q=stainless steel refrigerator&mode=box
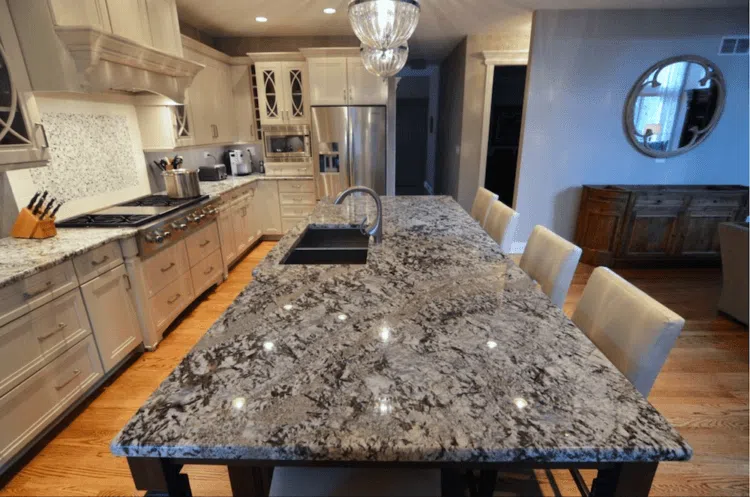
[311,106,386,199]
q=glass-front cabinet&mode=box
[0,2,49,171]
[255,61,310,127]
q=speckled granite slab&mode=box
[111,196,691,464]
[199,174,314,197]
[0,228,137,289]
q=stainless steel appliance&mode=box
[311,106,386,199]
[198,163,227,181]
[224,149,251,176]
[163,169,201,198]
[263,125,311,162]
[55,194,220,258]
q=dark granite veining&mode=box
[111,196,691,464]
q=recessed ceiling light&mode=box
[255,16,268,22]
[323,7,336,14]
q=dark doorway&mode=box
[396,76,429,195]
[484,65,526,206]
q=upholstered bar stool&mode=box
[484,200,519,253]
[470,187,498,227]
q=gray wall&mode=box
[514,8,750,246]
[216,36,360,56]
[436,38,467,199]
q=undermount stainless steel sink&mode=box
[281,227,369,265]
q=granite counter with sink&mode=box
[112,195,691,472]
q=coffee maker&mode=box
[224,149,251,176]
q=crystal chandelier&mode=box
[348,0,421,50]
[360,43,409,78]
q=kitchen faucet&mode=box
[334,186,383,244]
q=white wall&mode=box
[514,8,750,245]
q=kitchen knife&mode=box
[33,191,48,217]
[26,191,41,210]
[50,202,63,219]
[172,155,183,168]
[40,198,55,219]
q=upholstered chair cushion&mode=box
[519,225,582,308]
[270,467,441,497]
[572,267,685,397]
[470,187,499,227]
[485,200,520,253]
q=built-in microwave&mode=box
[263,125,311,162]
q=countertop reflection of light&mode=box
[513,397,528,409]
[255,16,268,22]
[283,304,293,311]
[323,7,336,14]
[486,340,498,349]
[379,326,391,342]
[337,313,348,322]
[232,397,246,410]
[262,341,275,351]
[375,397,393,415]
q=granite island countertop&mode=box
[112,195,691,464]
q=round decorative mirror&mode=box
[624,55,725,158]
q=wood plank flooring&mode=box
[0,242,746,496]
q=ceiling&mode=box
[176,0,746,60]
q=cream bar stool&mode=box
[519,226,582,308]
[270,467,441,497]
[572,267,685,397]
[470,187,498,227]
[484,200,520,253]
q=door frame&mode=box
[477,49,528,208]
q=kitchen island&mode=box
[112,196,691,496]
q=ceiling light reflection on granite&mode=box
[375,397,393,416]
[262,341,275,351]
[283,304,293,311]
[323,7,336,14]
[232,397,246,410]
[486,340,498,349]
[255,16,268,22]
[337,313,349,322]
[379,326,391,342]
[513,397,528,410]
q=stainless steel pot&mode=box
[163,169,201,198]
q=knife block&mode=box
[10,208,57,239]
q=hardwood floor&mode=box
[0,242,746,496]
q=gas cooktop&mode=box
[56,194,209,228]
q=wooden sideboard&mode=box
[574,185,748,267]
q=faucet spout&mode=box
[333,187,383,244]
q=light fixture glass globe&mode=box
[360,43,408,78]
[348,0,420,50]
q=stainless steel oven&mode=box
[263,125,311,162]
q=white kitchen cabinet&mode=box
[0,0,50,171]
[144,0,182,57]
[231,64,256,144]
[47,0,111,30]
[79,264,142,372]
[307,57,388,106]
[232,196,252,256]
[217,206,236,267]
[104,0,152,47]
[256,61,310,126]
[247,185,263,244]
[257,180,283,236]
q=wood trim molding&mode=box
[180,34,232,63]
[477,49,529,196]
[247,52,306,62]
[55,27,205,103]
[298,47,360,59]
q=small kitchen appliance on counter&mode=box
[224,149,251,176]
[198,163,227,181]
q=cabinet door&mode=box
[676,206,738,257]
[346,57,388,105]
[80,264,142,372]
[246,186,262,243]
[104,0,152,47]
[619,202,683,260]
[307,58,348,106]
[231,65,255,143]
[218,208,236,266]
[232,198,250,255]
[256,62,285,126]
[183,48,214,146]
[281,62,310,125]
[48,0,111,30]
[144,0,182,57]
[216,63,237,142]
[0,1,50,169]
[258,180,283,235]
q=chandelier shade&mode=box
[348,0,420,50]
[360,43,408,78]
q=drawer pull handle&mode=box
[199,240,211,248]
[23,281,53,300]
[167,293,181,304]
[203,265,214,275]
[292,185,301,189]
[38,323,67,340]
[123,274,132,290]
[161,262,176,273]
[54,369,81,390]
[91,255,110,266]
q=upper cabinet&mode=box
[0,0,50,171]
[305,53,388,106]
[103,0,153,47]
[47,0,110,31]
[255,60,310,126]
[143,0,183,57]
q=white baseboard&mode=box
[423,181,434,195]
[509,242,526,254]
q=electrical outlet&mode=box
[203,151,211,158]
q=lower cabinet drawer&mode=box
[149,272,194,333]
[282,217,307,233]
[0,335,103,467]
[0,290,91,398]
[142,241,190,298]
[265,163,313,177]
[185,222,220,267]
[190,250,223,297]
[279,192,316,206]
[72,242,124,285]
[278,179,315,193]
[281,204,315,217]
